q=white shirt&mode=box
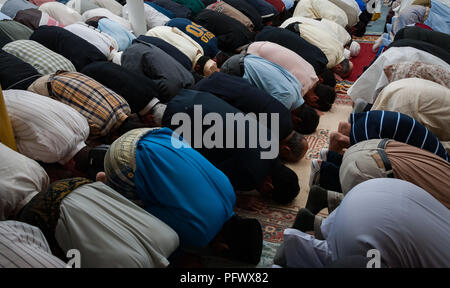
[81,7,132,31]
[339,0,361,15]
[275,179,450,268]
[123,3,169,30]
[55,182,180,267]
[39,2,81,26]
[64,22,119,60]
[281,16,351,46]
[3,89,89,165]
[293,0,348,27]
[281,18,345,68]
[0,143,49,220]
[146,26,204,67]
[93,0,123,16]
[0,221,66,268]
[347,47,450,103]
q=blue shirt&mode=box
[97,18,136,51]
[350,110,448,161]
[0,0,36,18]
[243,54,304,111]
[134,128,236,247]
[424,0,450,35]
[281,0,294,10]
[166,18,220,58]
[355,0,366,11]
[145,1,175,19]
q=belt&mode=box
[376,138,394,178]
[239,54,246,76]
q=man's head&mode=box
[139,99,167,127]
[348,41,361,57]
[85,16,107,28]
[259,163,300,204]
[318,69,336,88]
[194,55,220,77]
[215,50,233,68]
[220,215,263,264]
[280,131,309,163]
[105,117,148,143]
[291,104,320,134]
[333,58,353,79]
[304,83,336,111]
[272,163,300,204]
[73,145,110,180]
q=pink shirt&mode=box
[247,41,319,96]
[29,0,55,6]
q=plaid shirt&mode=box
[2,40,76,75]
[48,71,131,138]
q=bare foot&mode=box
[329,132,351,154]
[338,122,351,136]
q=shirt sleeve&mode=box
[275,228,332,268]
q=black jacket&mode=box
[162,89,279,191]
[194,9,255,52]
[193,72,293,140]
[255,26,328,75]
[81,61,162,113]
[121,43,195,102]
[153,0,193,19]
[30,26,107,71]
[394,26,450,52]
[134,35,192,71]
[223,0,263,31]
[0,49,41,90]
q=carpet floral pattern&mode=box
[247,35,378,267]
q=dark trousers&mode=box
[319,151,343,192]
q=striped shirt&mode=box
[48,71,131,138]
[350,110,449,161]
[0,221,66,268]
[2,40,76,75]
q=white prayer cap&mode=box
[344,48,351,59]
[350,41,361,57]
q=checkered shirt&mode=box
[2,40,76,75]
[48,71,131,137]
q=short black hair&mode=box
[319,69,336,88]
[314,83,336,112]
[194,55,211,74]
[337,58,351,77]
[221,215,263,264]
[292,104,320,135]
[85,16,107,28]
[285,132,308,160]
[118,117,148,135]
[215,51,234,68]
[284,22,302,35]
[270,163,300,204]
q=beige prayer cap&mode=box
[27,74,52,97]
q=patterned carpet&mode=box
[364,4,390,35]
[245,35,378,268]
[175,34,379,268]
